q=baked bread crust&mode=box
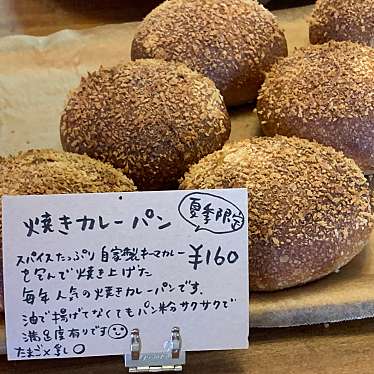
[131,0,287,106]
[310,0,374,47]
[60,59,230,190]
[180,136,373,291]
[257,41,374,172]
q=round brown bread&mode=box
[257,41,374,173]
[310,0,374,47]
[180,136,373,291]
[60,59,230,190]
[0,149,136,312]
[131,0,287,107]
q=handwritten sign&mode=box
[2,189,249,360]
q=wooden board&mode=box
[1,4,374,355]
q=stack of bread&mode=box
[1,0,373,308]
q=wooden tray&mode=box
[1,5,374,355]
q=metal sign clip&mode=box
[124,327,186,372]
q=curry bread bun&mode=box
[0,149,136,312]
[257,41,374,173]
[60,59,230,190]
[180,136,373,291]
[131,0,288,106]
[310,0,374,47]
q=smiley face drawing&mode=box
[108,324,128,339]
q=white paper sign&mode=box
[2,189,249,360]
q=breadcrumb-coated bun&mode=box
[131,0,287,106]
[0,148,136,311]
[257,41,374,173]
[0,149,136,195]
[180,136,373,291]
[60,59,230,190]
[310,0,374,47]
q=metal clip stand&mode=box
[124,327,186,372]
